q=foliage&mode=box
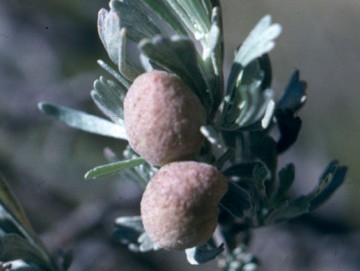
[25,0,348,270]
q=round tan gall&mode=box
[124,70,206,166]
[140,161,228,250]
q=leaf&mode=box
[223,162,264,180]
[308,161,347,210]
[166,0,210,41]
[97,59,130,88]
[250,133,277,176]
[84,158,145,180]
[276,70,307,112]
[234,15,282,67]
[91,76,125,125]
[275,109,302,154]
[220,181,251,219]
[139,36,211,112]
[97,8,122,65]
[113,216,144,250]
[0,174,33,236]
[38,103,127,140]
[0,234,50,271]
[185,243,224,265]
[113,216,161,252]
[137,233,161,252]
[141,0,188,36]
[221,59,274,130]
[110,0,162,42]
[265,161,347,224]
[271,163,295,204]
[218,245,258,271]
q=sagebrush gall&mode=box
[141,161,228,250]
[124,70,206,166]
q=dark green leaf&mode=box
[265,161,347,224]
[308,161,347,210]
[0,174,34,236]
[223,162,264,180]
[38,103,127,140]
[276,70,307,112]
[0,234,50,271]
[271,163,295,204]
[220,182,251,219]
[275,109,302,154]
[250,133,277,176]
[186,243,224,265]
[85,158,145,180]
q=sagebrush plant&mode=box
[0,0,347,270]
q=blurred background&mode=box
[0,0,359,270]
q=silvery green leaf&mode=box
[221,58,274,130]
[139,36,211,112]
[200,125,227,151]
[122,147,157,187]
[141,0,188,36]
[110,0,161,42]
[235,15,282,67]
[91,76,125,125]
[115,216,144,232]
[97,9,122,65]
[113,216,144,251]
[137,232,161,252]
[84,158,145,180]
[116,28,141,81]
[166,0,210,40]
[38,103,127,140]
[218,245,258,271]
[97,60,130,88]
[203,7,221,60]
[185,243,224,265]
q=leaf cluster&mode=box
[36,0,347,270]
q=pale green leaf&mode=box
[85,158,145,180]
